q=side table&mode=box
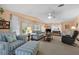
[28,33,31,41]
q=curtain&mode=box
[10,15,20,35]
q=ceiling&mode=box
[1,4,79,23]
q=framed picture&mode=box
[0,20,10,29]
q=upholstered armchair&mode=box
[62,30,79,45]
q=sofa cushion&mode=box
[9,40,25,51]
[0,32,7,41]
[16,35,28,41]
[5,34,17,43]
[0,32,16,42]
[16,35,24,40]
[15,41,39,55]
[0,44,4,50]
[0,35,2,41]
[31,33,37,35]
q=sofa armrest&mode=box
[0,41,9,55]
[31,35,38,39]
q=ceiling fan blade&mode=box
[58,4,64,7]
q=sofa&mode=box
[0,32,27,55]
[31,31,44,41]
[15,41,39,55]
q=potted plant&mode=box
[22,27,27,34]
[0,7,4,14]
[0,7,4,20]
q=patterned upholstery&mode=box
[9,40,25,51]
[31,31,44,41]
[0,32,26,55]
[0,35,2,41]
[0,41,9,55]
[15,41,39,55]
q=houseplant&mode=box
[0,7,4,20]
[0,7,4,14]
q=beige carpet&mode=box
[38,36,79,55]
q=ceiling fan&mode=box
[48,4,64,19]
[58,4,64,7]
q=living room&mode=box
[0,4,79,55]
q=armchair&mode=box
[62,30,78,45]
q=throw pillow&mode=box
[5,34,17,43]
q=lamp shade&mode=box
[71,26,76,30]
[27,27,32,33]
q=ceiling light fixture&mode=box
[48,13,52,19]
[48,4,64,20]
[48,11,56,19]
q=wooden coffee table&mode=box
[43,34,53,41]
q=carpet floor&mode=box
[38,36,79,55]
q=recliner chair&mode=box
[62,30,79,45]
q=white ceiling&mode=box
[1,4,79,23]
